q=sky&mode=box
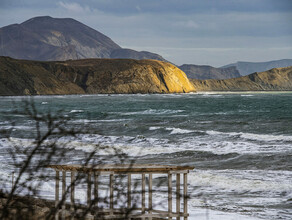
[0,0,292,67]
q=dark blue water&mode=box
[0,92,292,219]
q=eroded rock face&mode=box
[0,57,195,95]
[191,66,292,91]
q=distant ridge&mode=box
[222,59,292,76]
[191,66,292,91]
[179,64,240,80]
[0,16,168,62]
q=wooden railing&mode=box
[47,164,194,220]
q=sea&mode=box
[0,92,291,220]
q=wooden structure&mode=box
[47,164,194,220]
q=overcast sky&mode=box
[0,0,291,66]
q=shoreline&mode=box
[1,90,292,97]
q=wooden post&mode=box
[148,174,153,220]
[62,171,66,220]
[176,174,181,220]
[11,172,14,188]
[87,173,92,207]
[94,172,99,208]
[127,174,131,210]
[110,174,114,215]
[168,173,172,220]
[183,173,188,220]
[70,172,75,220]
[55,170,59,220]
[142,174,146,216]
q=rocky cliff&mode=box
[191,66,292,91]
[0,16,167,62]
[179,64,240,79]
[0,57,195,95]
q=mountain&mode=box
[110,48,168,62]
[179,64,240,79]
[191,66,292,91]
[0,56,195,95]
[0,16,167,62]
[222,59,292,76]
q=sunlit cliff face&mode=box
[190,66,292,91]
[0,57,195,95]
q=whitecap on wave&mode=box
[120,109,184,115]
[206,130,292,142]
[70,110,84,113]
[165,127,194,134]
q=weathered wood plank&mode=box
[87,173,92,207]
[176,173,180,220]
[110,174,114,215]
[142,173,146,219]
[62,171,66,220]
[168,173,172,220]
[128,174,131,209]
[94,172,99,208]
[149,173,153,220]
[183,173,188,220]
[70,171,75,220]
[55,171,59,220]
[47,164,194,173]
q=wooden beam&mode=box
[55,170,59,220]
[168,173,172,220]
[127,174,131,209]
[149,173,153,220]
[47,164,194,173]
[70,171,75,219]
[94,172,99,208]
[176,174,180,220]
[142,173,146,218]
[87,173,92,208]
[110,174,114,215]
[62,171,66,220]
[183,173,188,220]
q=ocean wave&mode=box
[238,132,292,142]
[206,130,292,142]
[149,126,161,130]
[71,119,130,123]
[201,94,223,97]
[98,119,131,122]
[0,125,33,131]
[149,126,194,134]
[190,169,292,193]
[120,109,184,115]
[165,127,194,134]
[70,110,84,113]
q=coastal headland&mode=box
[1,56,292,95]
[191,66,292,91]
[0,56,195,95]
